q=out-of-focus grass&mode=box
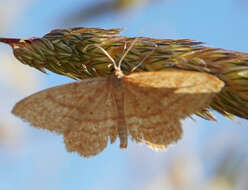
[0,0,41,156]
[62,0,164,25]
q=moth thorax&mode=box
[109,69,124,90]
[114,69,125,79]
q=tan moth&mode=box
[12,39,224,157]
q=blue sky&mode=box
[1,0,248,190]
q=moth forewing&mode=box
[122,70,224,150]
[11,77,110,133]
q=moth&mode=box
[12,39,224,157]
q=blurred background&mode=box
[0,0,248,189]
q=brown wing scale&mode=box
[63,89,119,157]
[123,70,224,150]
[12,77,119,157]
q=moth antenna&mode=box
[88,38,140,73]
[117,37,139,70]
[88,44,118,70]
[131,41,157,72]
